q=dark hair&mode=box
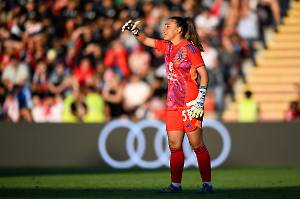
[168,16,204,51]
[245,90,252,98]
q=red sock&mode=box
[194,145,211,182]
[170,147,184,183]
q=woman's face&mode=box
[162,19,181,41]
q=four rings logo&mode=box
[98,119,231,169]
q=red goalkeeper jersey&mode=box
[155,39,205,110]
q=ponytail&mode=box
[185,18,204,51]
[169,16,204,51]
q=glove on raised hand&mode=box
[122,20,140,36]
[186,86,207,119]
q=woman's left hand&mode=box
[186,99,204,119]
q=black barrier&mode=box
[0,121,299,168]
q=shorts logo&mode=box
[186,123,192,128]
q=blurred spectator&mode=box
[149,76,167,98]
[0,83,6,119]
[84,43,102,65]
[229,32,248,81]
[278,0,291,18]
[73,57,94,85]
[104,39,130,78]
[218,36,242,101]
[1,55,32,121]
[285,101,299,121]
[62,0,79,19]
[259,0,281,31]
[31,61,48,97]
[182,0,199,17]
[123,74,151,118]
[204,91,216,116]
[102,69,125,119]
[128,44,151,79]
[32,94,63,122]
[120,31,139,51]
[148,97,166,120]
[83,85,106,123]
[17,85,33,122]
[236,1,259,66]
[120,0,142,19]
[83,1,98,23]
[1,56,29,89]
[62,87,85,123]
[238,90,259,122]
[31,95,45,122]
[65,47,79,70]
[99,0,118,19]
[135,96,166,121]
[169,0,183,13]
[48,62,71,95]
[195,7,219,39]
[2,90,19,122]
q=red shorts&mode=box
[166,108,202,133]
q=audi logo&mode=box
[98,119,231,169]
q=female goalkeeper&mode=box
[122,16,212,193]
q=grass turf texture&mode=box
[0,167,299,199]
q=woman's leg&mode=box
[187,128,212,184]
[167,131,185,184]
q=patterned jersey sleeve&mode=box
[154,39,171,53]
[186,44,205,69]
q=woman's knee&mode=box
[167,131,184,149]
[187,130,204,148]
[168,138,182,149]
[189,141,203,149]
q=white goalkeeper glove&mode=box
[122,20,140,36]
[186,86,207,119]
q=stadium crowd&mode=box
[0,0,297,122]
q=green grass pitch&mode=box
[0,167,300,199]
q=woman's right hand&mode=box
[122,20,140,36]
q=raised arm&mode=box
[122,20,155,48]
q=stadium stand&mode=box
[0,0,298,122]
[223,0,300,121]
